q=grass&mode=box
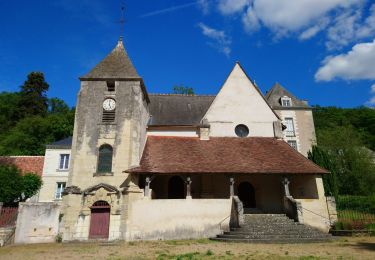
[1,237,375,260]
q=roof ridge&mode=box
[149,93,216,97]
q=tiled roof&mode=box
[46,136,72,149]
[126,136,328,174]
[265,83,309,109]
[148,94,215,126]
[0,156,44,176]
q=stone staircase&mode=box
[211,214,333,243]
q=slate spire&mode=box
[80,38,140,80]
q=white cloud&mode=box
[198,23,232,57]
[217,0,250,15]
[197,0,210,14]
[315,39,375,81]
[371,84,375,94]
[299,17,330,40]
[209,0,375,49]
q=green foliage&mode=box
[0,165,42,205]
[172,85,194,95]
[308,146,338,197]
[0,72,74,155]
[17,72,49,118]
[0,165,23,204]
[313,106,375,150]
[22,173,43,199]
[311,107,375,196]
[337,195,375,213]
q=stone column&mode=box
[282,177,290,197]
[229,177,235,197]
[186,177,192,199]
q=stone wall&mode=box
[15,202,60,244]
[125,198,232,241]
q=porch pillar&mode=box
[144,176,152,199]
[186,177,192,199]
[229,177,235,197]
[282,177,290,197]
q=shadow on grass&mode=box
[351,242,375,251]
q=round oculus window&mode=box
[235,124,249,137]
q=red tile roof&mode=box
[127,136,328,175]
[0,156,44,176]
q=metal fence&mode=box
[336,195,375,230]
[0,207,18,227]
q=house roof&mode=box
[148,94,215,126]
[46,137,72,149]
[126,136,328,175]
[0,156,44,176]
[80,38,140,80]
[265,83,310,109]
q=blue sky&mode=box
[1,0,375,108]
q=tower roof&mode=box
[265,82,309,109]
[80,38,140,80]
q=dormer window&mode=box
[106,81,115,92]
[281,96,292,107]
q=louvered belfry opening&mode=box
[102,109,115,123]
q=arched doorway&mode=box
[89,201,110,239]
[238,182,256,208]
[168,176,185,199]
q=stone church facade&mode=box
[53,38,332,241]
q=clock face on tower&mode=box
[102,98,116,111]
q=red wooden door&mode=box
[89,202,110,239]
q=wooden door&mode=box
[89,202,110,239]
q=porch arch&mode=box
[238,181,256,208]
[168,176,185,199]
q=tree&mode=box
[0,165,23,205]
[0,165,42,205]
[308,146,339,198]
[48,97,70,114]
[172,85,194,95]
[22,173,43,199]
[17,72,49,118]
[0,91,20,133]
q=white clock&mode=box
[102,98,116,111]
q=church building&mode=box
[49,38,333,241]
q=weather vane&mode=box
[119,1,125,40]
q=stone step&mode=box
[219,233,331,239]
[210,237,334,244]
[212,213,332,243]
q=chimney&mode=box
[199,119,210,141]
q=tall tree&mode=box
[17,72,49,118]
[172,85,194,95]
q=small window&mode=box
[284,118,295,137]
[97,144,113,173]
[55,182,66,200]
[59,154,70,170]
[235,124,249,137]
[281,96,292,107]
[106,81,115,92]
[288,140,298,151]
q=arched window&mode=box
[97,145,113,173]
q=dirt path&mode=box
[1,237,375,259]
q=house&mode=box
[25,38,333,243]
[38,137,72,203]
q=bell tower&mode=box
[62,38,149,240]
